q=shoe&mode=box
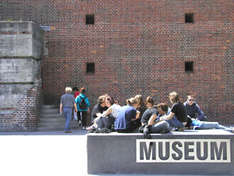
[64,131,72,133]
[78,121,82,126]
[176,127,184,132]
[86,126,95,131]
[82,127,86,130]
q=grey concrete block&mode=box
[0,21,43,59]
[0,58,40,83]
[0,84,34,109]
[87,130,234,175]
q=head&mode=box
[98,95,106,107]
[126,97,139,109]
[135,94,144,108]
[65,87,72,94]
[156,103,169,115]
[169,91,180,104]
[72,87,79,91]
[80,87,86,94]
[187,95,195,106]
[145,96,154,108]
[105,96,114,108]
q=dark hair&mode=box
[72,87,79,91]
[80,87,86,94]
[156,103,168,112]
[107,97,115,105]
[145,96,154,105]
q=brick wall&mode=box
[0,0,233,124]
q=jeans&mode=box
[63,107,73,131]
[167,117,184,129]
[150,121,170,133]
[96,116,115,129]
[198,121,232,132]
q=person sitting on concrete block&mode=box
[184,94,208,121]
[114,97,140,133]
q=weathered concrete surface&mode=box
[0,84,34,109]
[0,21,43,59]
[0,21,43,131]
[0,58,40,83]
[87,130,234,175]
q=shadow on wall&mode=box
[43,93,59,105]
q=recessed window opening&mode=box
[86,63,95,73]
[86,14,95,25]
[185,13,194,23]
[185,61,194,72]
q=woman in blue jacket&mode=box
[114,97,139,133]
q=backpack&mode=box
[79,97,87,110]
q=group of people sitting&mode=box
[87,92,233,136]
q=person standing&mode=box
[72,87,80,121]
[60,87,77,133]
[184,94,207,121]
[75,87,90,129]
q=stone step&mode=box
[40,108,59,114]
[37,124,80,131]
[41,105,58,109]
[38,104,80,131]
[40,113,61,118]
[39,118,65,122]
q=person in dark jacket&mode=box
[184,94,207,121]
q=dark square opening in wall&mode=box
[185,61,194,72]
[185,13,194,23]
[86,14,95,25]
[86,63,95,74]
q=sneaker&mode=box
[78,121,82,126]
[86,126,95,131]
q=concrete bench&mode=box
[87,130,234,175]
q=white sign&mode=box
[136,139,231,163]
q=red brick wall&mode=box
[0,81,42,131]
[1,0,233,124]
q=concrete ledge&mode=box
[87,130,234,175]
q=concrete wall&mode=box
[0,21,44,131]
[88,131,234,175]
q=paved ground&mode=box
[0,129,233,176]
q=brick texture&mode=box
[0,80,42,131]
[0,0,233,125]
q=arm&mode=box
[74,103,78,112]
[60,103,63,114]
[195,104,205,119]
[160,112,175,121]
[135,110,140,119]
[101,106,113,117]
[148,114,157,126]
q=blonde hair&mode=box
[126,97,138,106]
[65,87,72,93]
[98,95,106,104]
[169,91,179,103]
